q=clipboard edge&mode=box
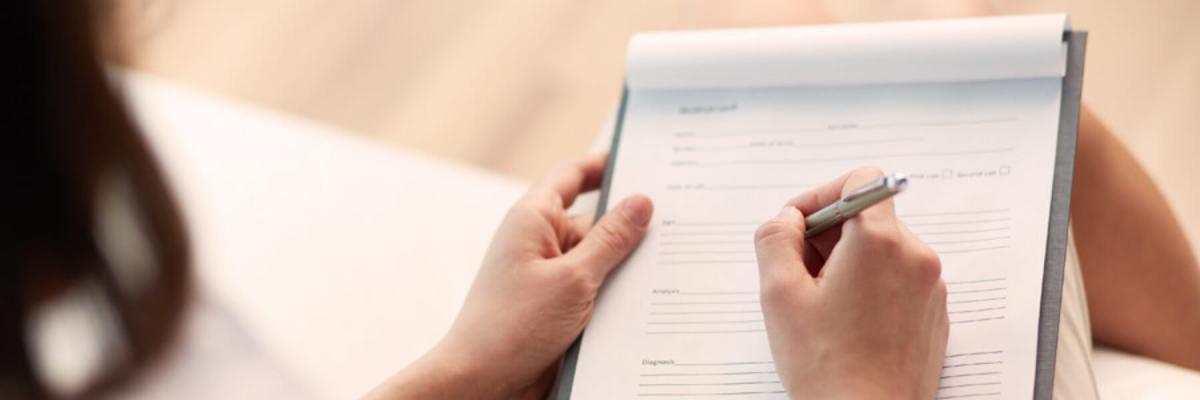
[1032,30,1087,400]
[553,87,631,400]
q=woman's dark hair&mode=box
[1,2,189,398]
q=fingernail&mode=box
[621,196,652,226]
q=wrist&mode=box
[368,343,503,399]
[825,376,920,400]
[786,373,910,400]
[832,385,892,400]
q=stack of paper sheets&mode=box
[564,14,1071,400]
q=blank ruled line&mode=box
[682,148,1015,167]
[943,361,1003,369]
[674,361,774,367]
[657,260,757,265]
[945,350,1005,359]
[641,371,778,377]
[900,209,1009,218]
[691,145,750,152]
[795,137,922,147]
[639,381,782,387]
[937,392,1001,399]
[947,287,1006,295]
[666,183,816,191]
[649,311,761,315]
[913,227,1011,235]
[951,316,1006,325]
[937,245,1010,254]
[651,301,760,306]
[679,118,1017,139]
[947,296,1006,305]
[669,222,760,226]
[661,231,755,237]
[924,236,1010,245]
[692,137,921,151]
[701,184,815,191]
[687,127,824,138]
[941,371,1003,379]
[948,306,1007,315]
[660,241,748,246]
[939,382,1001,390]
[637,390,788,397]
[647,329,767,335]
[906,218,1010,227]
[947,278,1007,285]
[680,291,760,296]
[659,251,755,255]
[859,117,1019,130]
[647,320,764,325]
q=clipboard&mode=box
[555,30,1087,400]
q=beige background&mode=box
[116,0,1199,246]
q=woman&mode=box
[5,2,1198,399]
[3,2,190,398]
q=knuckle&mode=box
[562,165,586,187]
[860,223,902,254]
[593,222,632,253]
[759,277,797,307]
[754,219,798,246]
[557,266,597,298]
[911,246,943,283]
[512,198,548,218]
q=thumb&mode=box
[564,194,653,280]
[754,206,815,291]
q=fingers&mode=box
[787,168,941,287]
[788,167,897,230]
[836,168,899,238]
[785,167,894,261]
[754,205,815,296]
[785,171,854,215]
[897,222,944,287]
[560,213,596,250]
[525,152,609,210]
[563,194,653,280]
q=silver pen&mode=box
[804,173,908,238]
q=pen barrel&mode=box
[803,174,905,238]
[838,186,896,216]
[804,204,845,237]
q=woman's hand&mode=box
[368,152,652,399]
[755,168,948,399]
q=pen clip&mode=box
[843,176,889,202]
[842,174,907,202]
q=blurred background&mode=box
[110,0,1199,245]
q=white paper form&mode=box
[627,14,1068,89]
[568,15,1069,400]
